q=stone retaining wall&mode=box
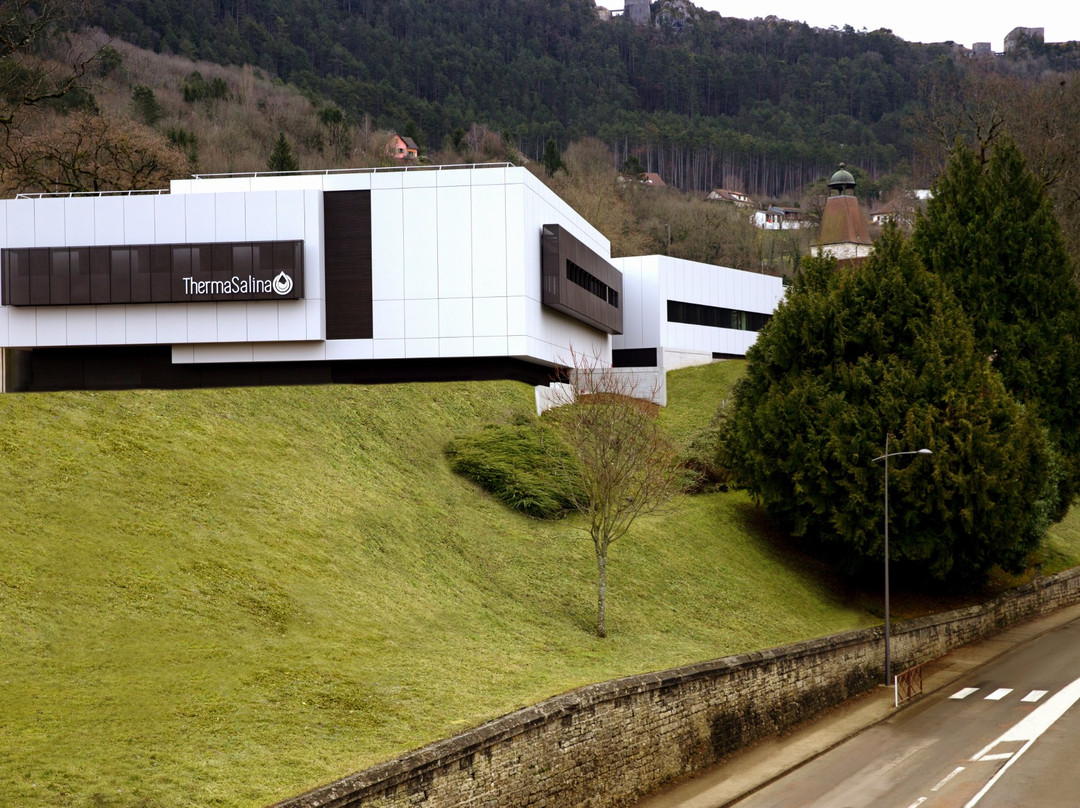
[275,567,1080,808]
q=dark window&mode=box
[566,259,620,309]
[666,299,771,332]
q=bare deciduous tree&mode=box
[0,0,98,134]
[2,111,187,193]
[545,349,682,638]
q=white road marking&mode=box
[979,753,1014,761]
[1022,690,1048,703]
[965,675,1080,807]
[951,687,979,699]
[985,688,1013,700]
[932,766,966,792]
[905,799,927,808]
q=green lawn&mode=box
[0,363,1071,807]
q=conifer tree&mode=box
[267,132,299,172]
[542,138,564,177]
[912,140,1080,517]
[724,228,1052,586]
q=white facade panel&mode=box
[304,297,323,341]
[504,184,528,298]
[439,337,473,357]
[404,337,439,358]
[123,198,156,244]
[372,299,405,339]
[439,298,472,339]
[216,302,248,342]
[95,198,125,245]
[325,338,374,360]
[474,335,508,356]
[156,305,188,343]
[125,306,156,344]
[324,173,372,192]
[472,184,507,297]
[277,301,308,342]
[473,297,507,338]
[302,190,324,301]
[402,188,438,299]
[372,338,404,359]
[244,192,277,240]
[96,307,126,345]
[437,185,472,299]
[7,309,37,346]
[246,302,280,342]
[215,193,246,241]
[155,195,188,244]
[404,298,439,339]
[371,188,405,301]
[34,199,67,246]
[186,304,219,343]
[191,343,254,363]
[36,308,67,345]
[185,194,216,242]
[5,202,34,247]
[471,167,508,186]
[252,341,327,362]
[276,191,306,240]
[435,168,472,188]
[64,199,95,246]
[371,171,404,190]
[66,307,97,344]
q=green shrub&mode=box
[446,422,579,518]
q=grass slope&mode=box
[0,365,1042,807]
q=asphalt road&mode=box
[728,615,1080,808]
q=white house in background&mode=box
[0,163,783,405]
[752,206,807,230]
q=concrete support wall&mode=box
[276,567,1080,808]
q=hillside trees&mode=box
[912,140,1080,518]
[723,228,1054,586]
[0,0,98,132]
[86,0,957,198]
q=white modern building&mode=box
[612,254,784,371]
[0,164,782,398]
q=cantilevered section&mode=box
[541,224,623,335]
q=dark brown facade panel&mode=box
[15,347,556,392]
[0,240,304,307]
[540,224,623,335]
[324,190,373,340]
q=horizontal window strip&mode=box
[667,299,771,332]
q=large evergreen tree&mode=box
[912,140,1080,518]
[724,228,1052,586]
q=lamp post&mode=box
[871,435,932,686]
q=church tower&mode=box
[811,164,873,263]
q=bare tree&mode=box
[0,0,98,135]
[2,111,187,193]
[545,349,682,638]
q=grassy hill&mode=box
[1,364,1077,807]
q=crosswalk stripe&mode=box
[951,687,979,699]
[985,688,1014,700]
[1022,690,1048,703]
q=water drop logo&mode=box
[273,271,294,296]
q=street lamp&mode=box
[871,435,932,686]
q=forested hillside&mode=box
[87,0,983,197]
